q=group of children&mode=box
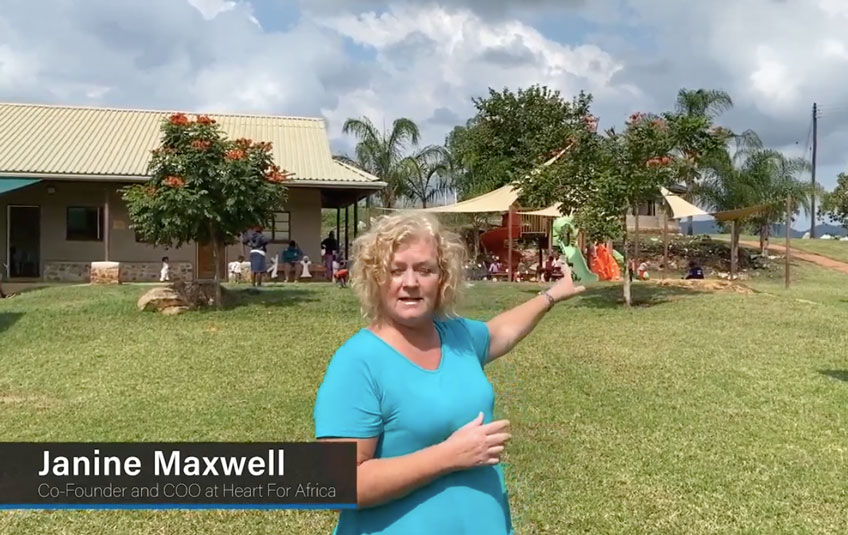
[225,246,349,287]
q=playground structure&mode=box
[479,212,525,276]
[551,215,624,282]
[408,145,790,285]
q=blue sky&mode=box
[1,0,846,229]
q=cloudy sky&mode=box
[2,0,846,225]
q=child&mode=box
[332,256,349,288]
[160,256,170,282]
[228,255,245,283]
[685,261,704,280]
[636,261,650,281]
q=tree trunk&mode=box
[762,224,770,255]
[633,204,641,262]
[209,227,223,310]
[730,220,738,280]
[662,208,669,280]
[622,213,632,307]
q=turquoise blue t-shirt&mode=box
[313,316,512,535]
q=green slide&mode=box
[562,245,599,283]
[552,215,599,283]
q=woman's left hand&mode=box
[546,264,586,303]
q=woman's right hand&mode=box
[441,412,511,470]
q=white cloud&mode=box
[314,3,640,147]
[186,0,237,20]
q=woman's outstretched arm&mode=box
[486,266,585,362]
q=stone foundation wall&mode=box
[43,262,90,282]
[42,262,194,283]
[121,262,193,282]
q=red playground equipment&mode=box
[480,213,524,274]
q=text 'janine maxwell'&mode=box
[38,449,285,477]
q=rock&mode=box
[137,287,188,312]
[138,281,233,314]
[161,306,190,316]
[91,261,121,285]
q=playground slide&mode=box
[562,246,599,283]
[591,244,621,281]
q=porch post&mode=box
[345,205,349,260]
[507,206,513,282]
[353,200,359,239]
[336,208,340,255]
[104,187,111,261]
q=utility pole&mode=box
[811,102,818,238]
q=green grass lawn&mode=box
[2,265,848,534]
[712,233,848,263]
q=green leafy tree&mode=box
[123,113,289,306]
[400,145,450,208]
[821,173,848,231]
[520,108,724,305]
[698,147,811,253]
[447,85,592,200]
[342,116,421,209]
[674,88,736,234]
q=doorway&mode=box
[7,205,41,278]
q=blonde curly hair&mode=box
[350,211,468,323]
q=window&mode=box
[66,206,104,241]
[268,211,291,242]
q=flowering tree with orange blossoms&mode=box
[520,106,725,306]
[123,113,291,306]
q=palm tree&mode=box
[342,116,421,209]
[698,147,812,254]
[675,88,735,235]
[400,145,450,208]
[675,88,733,118]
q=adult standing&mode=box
[242,226,269,286]
[321,231,338,281]
[313,211,585,534]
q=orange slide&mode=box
[480,214,523,273]
[590,243,621,281]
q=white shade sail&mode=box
[660,187,710,219]
[416,145,573,214]
[519,203,564,217]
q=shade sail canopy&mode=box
[660,187,709,219]
[417,145,573,214]
[418,184,520,213]
[0,177,40,195]
[519,203,564,217]
[713,203,773,222]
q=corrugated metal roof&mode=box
[0,102,383,187]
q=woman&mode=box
[313,212,584,534]
[242,226,269,286]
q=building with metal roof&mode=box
[0,102,384,283]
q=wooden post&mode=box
[785,195,791,289]
[103,188,110,261]
[345,205,349,260]
[730,220,738,280]
[336,208,340,251]
[507,207,513,282]
[547,218,553,257]
[662,208,669,279]
[353,200,359,239]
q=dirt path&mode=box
[738,240,848,275]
